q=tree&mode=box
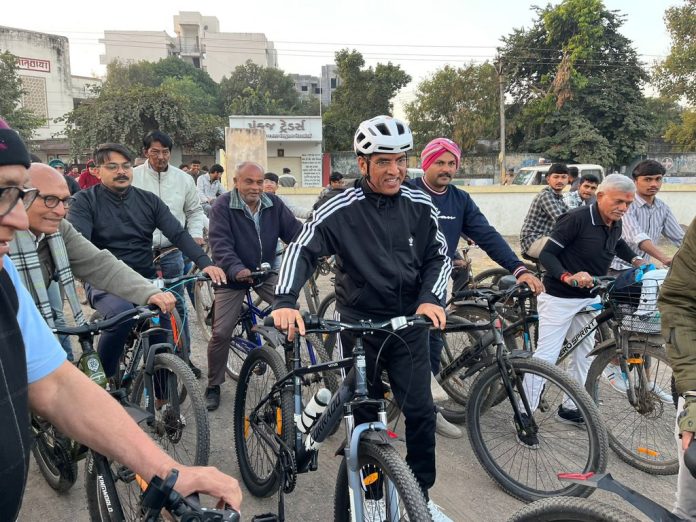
[665,110,696,150]
[0,51,46,141]
[219,61,316,116]
[60,58,225,154]
[405,64,499,152]
[322,50,411,151]
[653,0,696,105]
[499,0,652,167]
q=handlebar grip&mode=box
[263,315,275,327]
[453,289,481,300]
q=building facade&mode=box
[228,115,322,187]
[320,64,340,106]
[0,25,100,161]
[100,12,277,82]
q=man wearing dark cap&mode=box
[78,159,100,190]
[313,171,346,210]
[49,159,80,195]
[0,119,242,519]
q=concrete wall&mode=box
[279,185,696,236]
[224,128,267,188]
[100,31,173,65]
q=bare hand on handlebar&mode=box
[564,271,595,289]
[518,272,544,295]
[168,465,243,512]
[202,265,227,285]
[271,307,305,340]
[415,303,446,329]
[147,291,177,314]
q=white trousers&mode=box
[524,292,600,410]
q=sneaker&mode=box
[557,405,584,426]
[603,364,628,394]
[650,383,674,404]
[205,385,220,411]
[188,360,202,379]
[436,411,463,439]
[363,498,386,521]
[515,412,539,449]
[428,499,454,522]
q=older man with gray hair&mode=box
[518,175,646,445]
[204,161,303,410]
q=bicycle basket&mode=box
[608,279,661,334]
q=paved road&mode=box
[20,240,680,521]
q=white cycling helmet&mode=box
[353,115,413,155]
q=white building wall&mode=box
[0,26,75,141]
[100,31,173,65]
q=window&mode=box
[330,78,337,88]
[301,85,308,92]
[315,87,320,94]
[277,149,285,157]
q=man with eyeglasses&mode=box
[133,130,208,377]
[0,120,242,520]
[272,115,454,521]
[9,162,176,362]
[67,143,226,379]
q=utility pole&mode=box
[495,57,506,185]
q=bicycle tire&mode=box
[302,333,340,396]
[507,496,640,522]
[84,452,128,522]
[317,292,337,357]
[31,417,78,493]
[585,341,677,475]
[467,357,608,502]
[130,353,210,467]
[225,311,257,382]
[233,346,295,498]
[334,441,431,522]
[302,275,321,315]
[194,278,215,341]
[473,264,537,288]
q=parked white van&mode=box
[512,164,605,185]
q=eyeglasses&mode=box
[0,186,39,217]
[99,162,133,172]
[147,148,170,157]
[38,194,76,209]
[370,157,408,169]
[54,166,65,171]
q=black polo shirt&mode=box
[540,203,636,299]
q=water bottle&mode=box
[78,352,108,388]
[296,387,331,434]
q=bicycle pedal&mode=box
[251,514,279,522]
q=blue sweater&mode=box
[411,178,525,275]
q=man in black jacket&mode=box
[205,161,302,410]
[272,116,452,520]
[67,143,226,377]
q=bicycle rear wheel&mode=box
[507,496,640,522]
[334,441,430,522]
[194,278,215,341]
[234,346,295,497]
[467,357,608,502]
[585,341,677,475]
[226,314,257,381]
[131,353,210,467]
[317,291,337,357]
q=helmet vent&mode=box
[375,123,390,135]
[396,123,405,134]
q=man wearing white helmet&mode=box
[272,115,453,521]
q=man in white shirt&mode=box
[197,164,226,216]
[610,160,684,274]
[132,130,208,376]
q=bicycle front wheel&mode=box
[467,357,608,502]
[233,346,295,498]
[334,441,430,522]
[506,496,640,522]
[131,353,210,467]
[585,341,677,475]
[31,417,78,493]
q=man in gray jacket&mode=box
[133,131,208,375]
[9,163,176,349]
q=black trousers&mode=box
[338,308,436,495]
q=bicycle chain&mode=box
[277,440,297,494]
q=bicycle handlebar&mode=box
[453,282,533,303]
[154,272,211,288]
[263,313,432,334]
[141,470,240,522]
[53,305,160,336]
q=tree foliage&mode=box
[405,64,499,152]
[665,110,696,150]
[60,58,225,154]
[322,50,411,151]
[499,0,651,167]
[654,0,696,105]
[219,61,318,116]
[0,51,46,141]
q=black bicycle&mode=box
[233,314,432,521]
[434,280,609,502]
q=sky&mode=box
[2,0,677,115]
